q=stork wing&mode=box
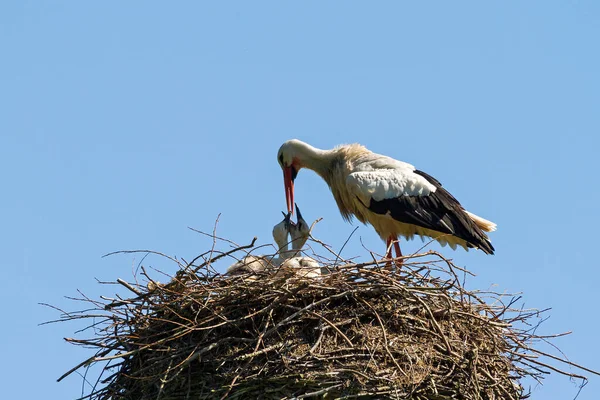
[346,169,435,204]
[347,169,494,254]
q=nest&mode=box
[51,238,596,400]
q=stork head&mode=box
[294,203,309,236]
[278,139,327,214]
[290,203,310,251]
[277,141,302,215]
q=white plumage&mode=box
[347,169,435,201]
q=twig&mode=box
[192,237,257,274]
[116,278,143,296]
[102,249,182,267]
[305,310,354,348]
[334,226,359,267]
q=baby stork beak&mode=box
[281,211,293,230]
[294,203,304,224]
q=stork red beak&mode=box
[283,166,294,214]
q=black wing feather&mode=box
[367,170,494,254]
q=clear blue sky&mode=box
[2,2,599,399]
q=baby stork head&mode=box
[272,211,292,253]
[290,203,310,251]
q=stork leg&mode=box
[393,240,403,268]
[385,236,394,260]
[385,236,395,269]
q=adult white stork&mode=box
[277,139,496,261]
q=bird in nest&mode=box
[227,204,321,280]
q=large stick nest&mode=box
[51,238,596,400]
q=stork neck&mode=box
[295,142,335,181]
[291,234,308,252]
[274,235,289,256]
[279,247,297,259]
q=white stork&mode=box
[226,213,293,277]
[277,139,496,262]
[289,203,310,255]
[285,204,321,278]
[227,209,321,280]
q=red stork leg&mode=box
[384,236,403,269]
[385,236,394,269]
[385,236,394,260]
[393,240,403,268]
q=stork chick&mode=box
[289,203,310,255]
[280,204,321,279]
[227,213,293,278]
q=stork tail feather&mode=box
[465,211,497,232]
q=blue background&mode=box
[2,2,598,398]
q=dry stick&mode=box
[116,278,143,296]
[409,237,442,258]
[181,250,214,271]
[132,251,150,281]
[305,310,354,348]
[530,331,572,340]
[423,250,474,275]
[333,226,359,267]
[309,227,355,267]
[140,263,175,284]
[140,265,160,291]
[89,358,114,400]
[178,338,235,368]
[521,354,588,381]
[295,383,344,399]
[57,349,111,382]
[207,213,222,269]
[310,326,326,354]
[310,234,349,263]
[253,309,274,353]
[235,341,287,361]
[183,217,235,276]
[39,304,103,325]
[329,367,374,381]
[187,224,241,248]
[102,249,182,267]
[192,237,258,274]
[64,338,120,350]
[308,217,323,233]
[538,332,579,372]
[528,348,600,376]
[156,358,174,399]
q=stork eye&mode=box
[278,154,284,166]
